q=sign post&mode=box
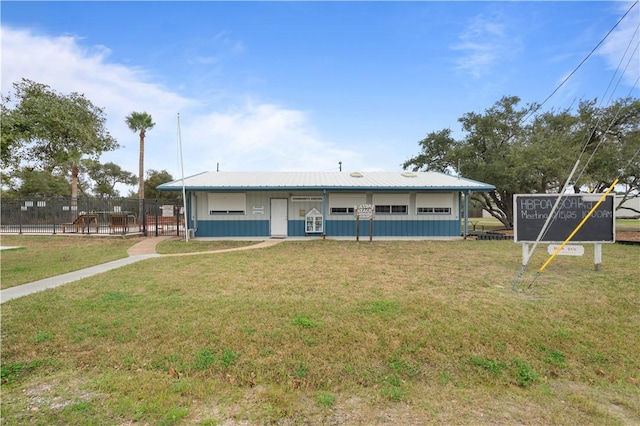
[355,204,374,242]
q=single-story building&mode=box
[157,171,495,238]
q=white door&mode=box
[270,198,288,237]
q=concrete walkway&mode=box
[0,237,284,304]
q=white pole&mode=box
[594,243,602,271]
[178,113,189,242]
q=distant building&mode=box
[157,171,495,238]
[616,195,640,219]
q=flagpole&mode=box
[178,113,189,242]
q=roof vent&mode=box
[350,172,363,178]
[401,172,417,178]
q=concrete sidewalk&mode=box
[0,237,283,304]
[0,236,171,304]
[0,254,161,303]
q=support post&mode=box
[464,190,470,239]
[322,190,327,238]
[369,218,373,242]
[522,243,531,266]
[52,198,57,235]
[594,243,602,271]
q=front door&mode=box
[270,198,288,237]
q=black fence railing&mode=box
[0,197,185,237]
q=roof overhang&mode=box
[157,171,496,193]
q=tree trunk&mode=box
[138,129,145,215]
[71,163,79,218]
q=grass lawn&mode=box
[155,239,258,255]
[466,217,640,232]
[0,236,143,290]
[617,219,640,231]
[1,238,638,425]
[0,236,258,289]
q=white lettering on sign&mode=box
[547,244,585,256]
[291,196,323,202]
[356,204,374,219]
[162,205,174,217]
[518,196,606,222]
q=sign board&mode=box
[291,196,323,202]
[514,194,615,243]
[162,205,174,217]
[355,204,374,219]
[547,244,585,256]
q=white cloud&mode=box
[181,101,358,173]
[451,12,516,79]
[597,2,640,90]
[1,26,194,181]
[0,26,363,195]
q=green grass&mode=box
[466,217,640,232]
[617,219,640,231]
[1,239,638,424]
[0,236,259,289]
[155,238,258,254]
[0,235,142,289]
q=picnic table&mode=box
[62,214,99,234]
[109,213,138,233]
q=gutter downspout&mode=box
[464,190,470,239]
[322,189,327,238]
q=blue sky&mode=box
[1,1,639,193]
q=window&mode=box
[330,207,355,215]
[416,193,454,215]
[392,205,408,214]
[329,193,365,216]
[417,207,451,215]
[207,193,246,215]
[210,209,245,215]
[373,194,409,215]
[375,204,408,215]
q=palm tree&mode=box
[125,111,155,213]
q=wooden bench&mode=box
[109,213,138,233]
[62,214,99,234]
[146,215,184,228]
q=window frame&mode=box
[207,193,246,216]
[328,193,366,216]
[375,204,408,215]
[330,206,355,215]
[417,206,452,215]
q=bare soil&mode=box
[616,231,640,242]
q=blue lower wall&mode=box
[289,220,306,237]
[195,220,269,237]
[326,219,460,237]
[196,219,460,237]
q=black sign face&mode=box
[513,194,615,243]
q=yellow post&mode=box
[538,179,618,274]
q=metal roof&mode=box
[158,171,495,192]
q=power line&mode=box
[512,2,639,290]
[520,1,639,125]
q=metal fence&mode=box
[0,196,185,237]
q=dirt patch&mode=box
[616,231,640,242]
[23,378,101,412]
[549,380,640,425]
